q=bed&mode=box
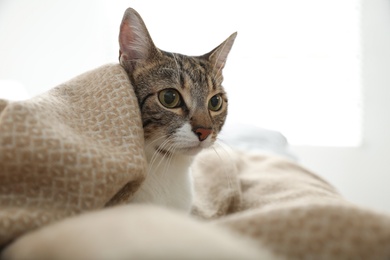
[1,64,389,259]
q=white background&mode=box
[292,0,390,213]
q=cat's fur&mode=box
[118,8,236,211]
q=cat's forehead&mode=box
[161,53,207,75]
[156,52,224,91]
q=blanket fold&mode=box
[192,149,390,259]
[0,64,147,245]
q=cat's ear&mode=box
[203,32,237,74]
[119,8,159,72]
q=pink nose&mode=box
[194,128,213,141]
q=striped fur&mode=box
[119,8,236,211]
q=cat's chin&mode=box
[177,141,215,157]
[154,146,203,158]
[178,146,203,157]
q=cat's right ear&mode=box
[119,8,158,72]
[203,32,237,75]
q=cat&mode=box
[118,8,236,212]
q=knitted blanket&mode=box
[0,64,147,245]
[1,64,389,259]
[192,149,390,259]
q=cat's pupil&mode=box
[164,90,176,104]
[210,96,220,107]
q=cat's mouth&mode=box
[155,145,203,157]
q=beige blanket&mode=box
[1,64,390,259]
[0,64,147,244]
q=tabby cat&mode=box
[118,8,236,212]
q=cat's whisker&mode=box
[214,139,237,166]
[211,140,235,192]
[149,141,170,168]
[152,137,177,171]
[145,135,168,151]
[163,143,181,184]
[148,137,172,173]
[162,143,178,180]
[148,141,165,168]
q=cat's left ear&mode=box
[203,32,237,73]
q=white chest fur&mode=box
[130,148,194,212]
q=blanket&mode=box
[1,64,390,259]
[192,149,390,259]
[0,64,147,245]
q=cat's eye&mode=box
[158,89,182,108]
[208,94,223,111]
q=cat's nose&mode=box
[194,128,213,142]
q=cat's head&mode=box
[119,8,236,157]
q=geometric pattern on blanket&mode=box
[192,149,390,259]
[0,64,147,245]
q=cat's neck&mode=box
[130,146,195,212]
